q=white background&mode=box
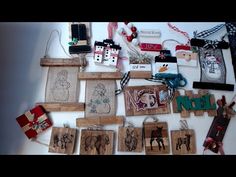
[0,22,235,155]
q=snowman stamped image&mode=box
[87,83,111,114]
[51,70,71,102]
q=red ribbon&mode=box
[108,22,118,39]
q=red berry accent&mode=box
[127,35,133,42]
[131,26,137,32]
[122,31,127,36]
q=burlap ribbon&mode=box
[22,111,48,134]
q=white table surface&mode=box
[0,22,235,155]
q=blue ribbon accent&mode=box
[154,73,187,89]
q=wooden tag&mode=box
[48,127,76,154]
[76,116,124,127]
[124,85,170,116]
[78,72,123,80]
[40,58,86,67]
[80,130,114,155]
[45,67,79,102]
[118,127,143,152]
[143,122,170,154]
[85,80,116,117]
[172,90,217,118]
[171,129,196,155]
[36,102,85,112]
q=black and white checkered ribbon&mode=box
[194,24,225,38]
[203,39,220,49]
[221,23,236,40]
[115,71,130,95]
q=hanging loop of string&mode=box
[44,29,72,58]
[123,119,135,128]
[167,22,191,45]
[180,120,189,130]
[87,124,104,130]
[161,39,182,50]
[143,116,159,123]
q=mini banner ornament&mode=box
[171,129,196,155]
[49,127,76,154]
[118,127,143,152]
[16,106,52,139]
[143,121,170,155]
[124,85,170,116]
[45,67,79,102]
[85,80,116,117]
[80,129,114,155]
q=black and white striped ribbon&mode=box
[115,71,130,95]
[194,24,225,38]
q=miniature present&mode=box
[16,105,52,139]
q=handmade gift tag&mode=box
[16,106,52,139]
[175,45,198,67]
[167,23,198,67]
[49,126,76,154]
[143,117,170,155]
[172,90,217,118]
[124,85,170,116]
[85,80,116,117]
[155,50,178,75]
[118,122,143,152]
[80,129,114,155]
[203,95,236,154]
[45,67,79,102]
[171,120,196,155]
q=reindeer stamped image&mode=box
[118,127,143,153]
[125,128,138,151]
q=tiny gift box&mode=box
[16,105,52,139]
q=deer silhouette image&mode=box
[150,126,165,151]
[176,134,191,151]
[125,128,138,151]
[84,134,110,155]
